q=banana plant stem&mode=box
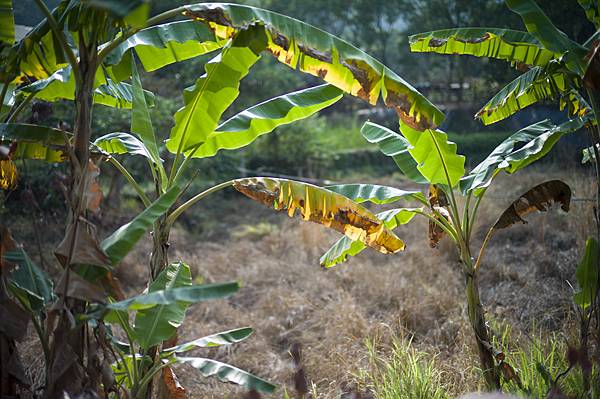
[473,227,495,272]
[6,93,36,123]
[165,180,235,228]
[107,156,151,207]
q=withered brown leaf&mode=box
[493,180,571,230]
[428,184,451,248]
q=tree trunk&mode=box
[465,271,500,390]
[45,45,98,398]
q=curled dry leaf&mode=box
[493,180,571,230]
[55,224,111,267]
[86,161,103,213]
[428,185,450,248]
[55,270,107,303]
[0,299,30,341]
[161,366,187,399]
[584,40,600,91]
[233,177,404,254]
[0,225,17,271]
[0,159,17,190]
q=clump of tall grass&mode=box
[493,324,596,398]
[359,333,450,399]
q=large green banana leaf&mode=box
[101,186,181,265]
[578,0,600,29]
[94,132,152,159]
[460,117,586,195]
[0,0,14,45]
[162,327,253,355]
[87,0,149,27]
[233,177,405,254]
[325,183,426,205]
[5,248,54,313]
[400,125,465,187]
[130,59,160,162]
[166,25,266,157]
[505,0,583,55]
[105,20,224,76]
[0,123,69,162]
[360,121,427,184]
[182,2,443,130]
[476,64,581,125]
[130,58,168,188]
[320,208,421,267]
[176,357,276,394]
[195,84,343,158]
[134,262,192,349]
[103,281,239,312]
[574,236,599,309]
[409,28,557,67]
[18,66,155,109]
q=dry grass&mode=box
[9,164,596,398]
[109,165,595,397]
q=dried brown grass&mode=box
[11,165,596,398]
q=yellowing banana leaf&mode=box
[18,66,155,109]
[360,121,426,184]
[195,84,342,158]
[182,3,443,130]
[0,0,14,45]
[134,262,192,350]
[105,20,224,75]
[0,123,70,162]
[325,183,426,205]
[10,11,68,82]
[409,28,557,67]
[176,357,276,394]
[400,124,465,187]
[233,177,404,254]
[460,117,586,195]
[578,0,600,29]
[493,179,571,230]
[320,208,421,267]
[506,0,586,74]
[0,159,17,190]
[476,64,581,125]
[166,25,266,157]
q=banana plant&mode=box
[265,117,584,391]
[1,1,442,396]
[95,56,410,396]
[410,0,600,391]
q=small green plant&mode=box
[492,324,598,398]
[361,335,450,399]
